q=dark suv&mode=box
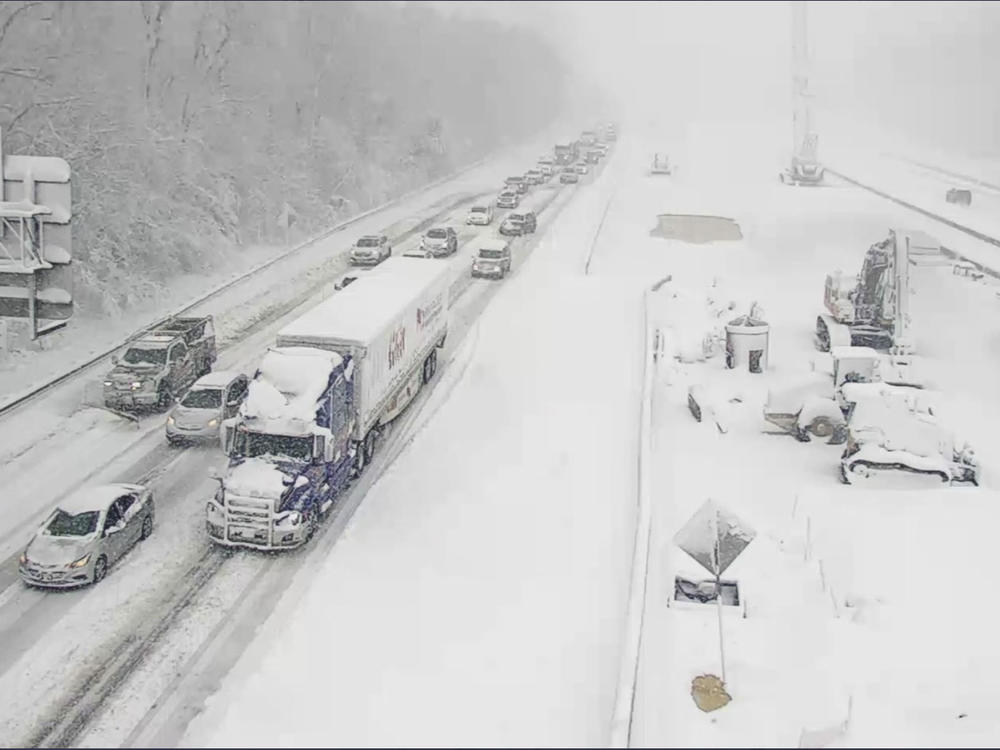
[499,210,537,237]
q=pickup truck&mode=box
[103,316,217,412]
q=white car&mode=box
[19,484,155,588]
[574,163,589,175]
[166,371,249,444]
[538,164,554,177]
[466,204,493,226]
[349,234,392,266]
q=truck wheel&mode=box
[422,355,434,384]
[362,430,376,466]
[429,349,438,377]
[353,442,366,475]
[157,387,173,411]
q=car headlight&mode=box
[69,553,91,569]
[103,380,113,387]
[131,381,142,390]
[19,551,27,565]
[167,415,175,425]
[287,511,302,525]
[207,418,219,427]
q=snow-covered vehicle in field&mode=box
[763,346,926,443]
[839,390,979,486]
[650,153,672,175]
[103,316,217,412]
[349,234,391,266]
[208,257,449,550]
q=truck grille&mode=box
[226,497,271,529]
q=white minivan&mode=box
[466,204,494,226]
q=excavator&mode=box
[815,228,915,361]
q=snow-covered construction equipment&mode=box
[816,229,915,355]
[763,346,882,443]
[780,1,825,187]
[650,153,673,175]
[839,387,979,486]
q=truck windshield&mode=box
[238,432,312,461]
[45,509,100,537]
[123,348,167,365]
[181,388,222,409]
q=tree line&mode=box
[0,1,568,315]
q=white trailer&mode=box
[275,256,449,462]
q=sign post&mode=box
[674,499,756,685]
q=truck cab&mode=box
[208,347,355,550]
[103,316,216,412]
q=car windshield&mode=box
[181,388,222,409]
[45,509,100,537]
[238,432,312,461]
[122,347,167,365]
[507,216,524,223]
[470,207,487,213]
[427,229,448,239]
[479,249,505,259]
[356,237,380,247]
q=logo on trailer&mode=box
[416,295,443,330]
[388,326,406,370]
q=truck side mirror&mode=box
[222,423,235,455]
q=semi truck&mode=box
[207,257,450,550]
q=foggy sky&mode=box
[435,1,1000,156]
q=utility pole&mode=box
[782,1,825,185]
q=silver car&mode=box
[166,371,249,444]
[19,483,155,588]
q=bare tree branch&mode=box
[0,1,41,50]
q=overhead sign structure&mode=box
[674,499,756,684]
[0,128,73,338]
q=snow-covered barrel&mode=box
[725,314,769,373]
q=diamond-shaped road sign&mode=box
[674,499,756,578]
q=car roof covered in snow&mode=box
[477,238,510,252]
[277,257,450,346]
[58,483,137,514]
[191,370,244,389]
[132,334,174,347]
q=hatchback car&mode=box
[574,163,590,175]
[500,210,537,237]
[496,191,520,209]
[560,169,580,184]
[166,371,249,444]
[524,170,543,185]
[471,239,512,279]
[19,483,155,588]
[349,235,392,266]
[466,204,494,226]
[420,226,458,257]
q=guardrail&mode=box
[0,152,507,418]
[608,277,667,748]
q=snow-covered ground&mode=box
[0,134,599,746]
[181,142,640,747]
[613,120,1000,747]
